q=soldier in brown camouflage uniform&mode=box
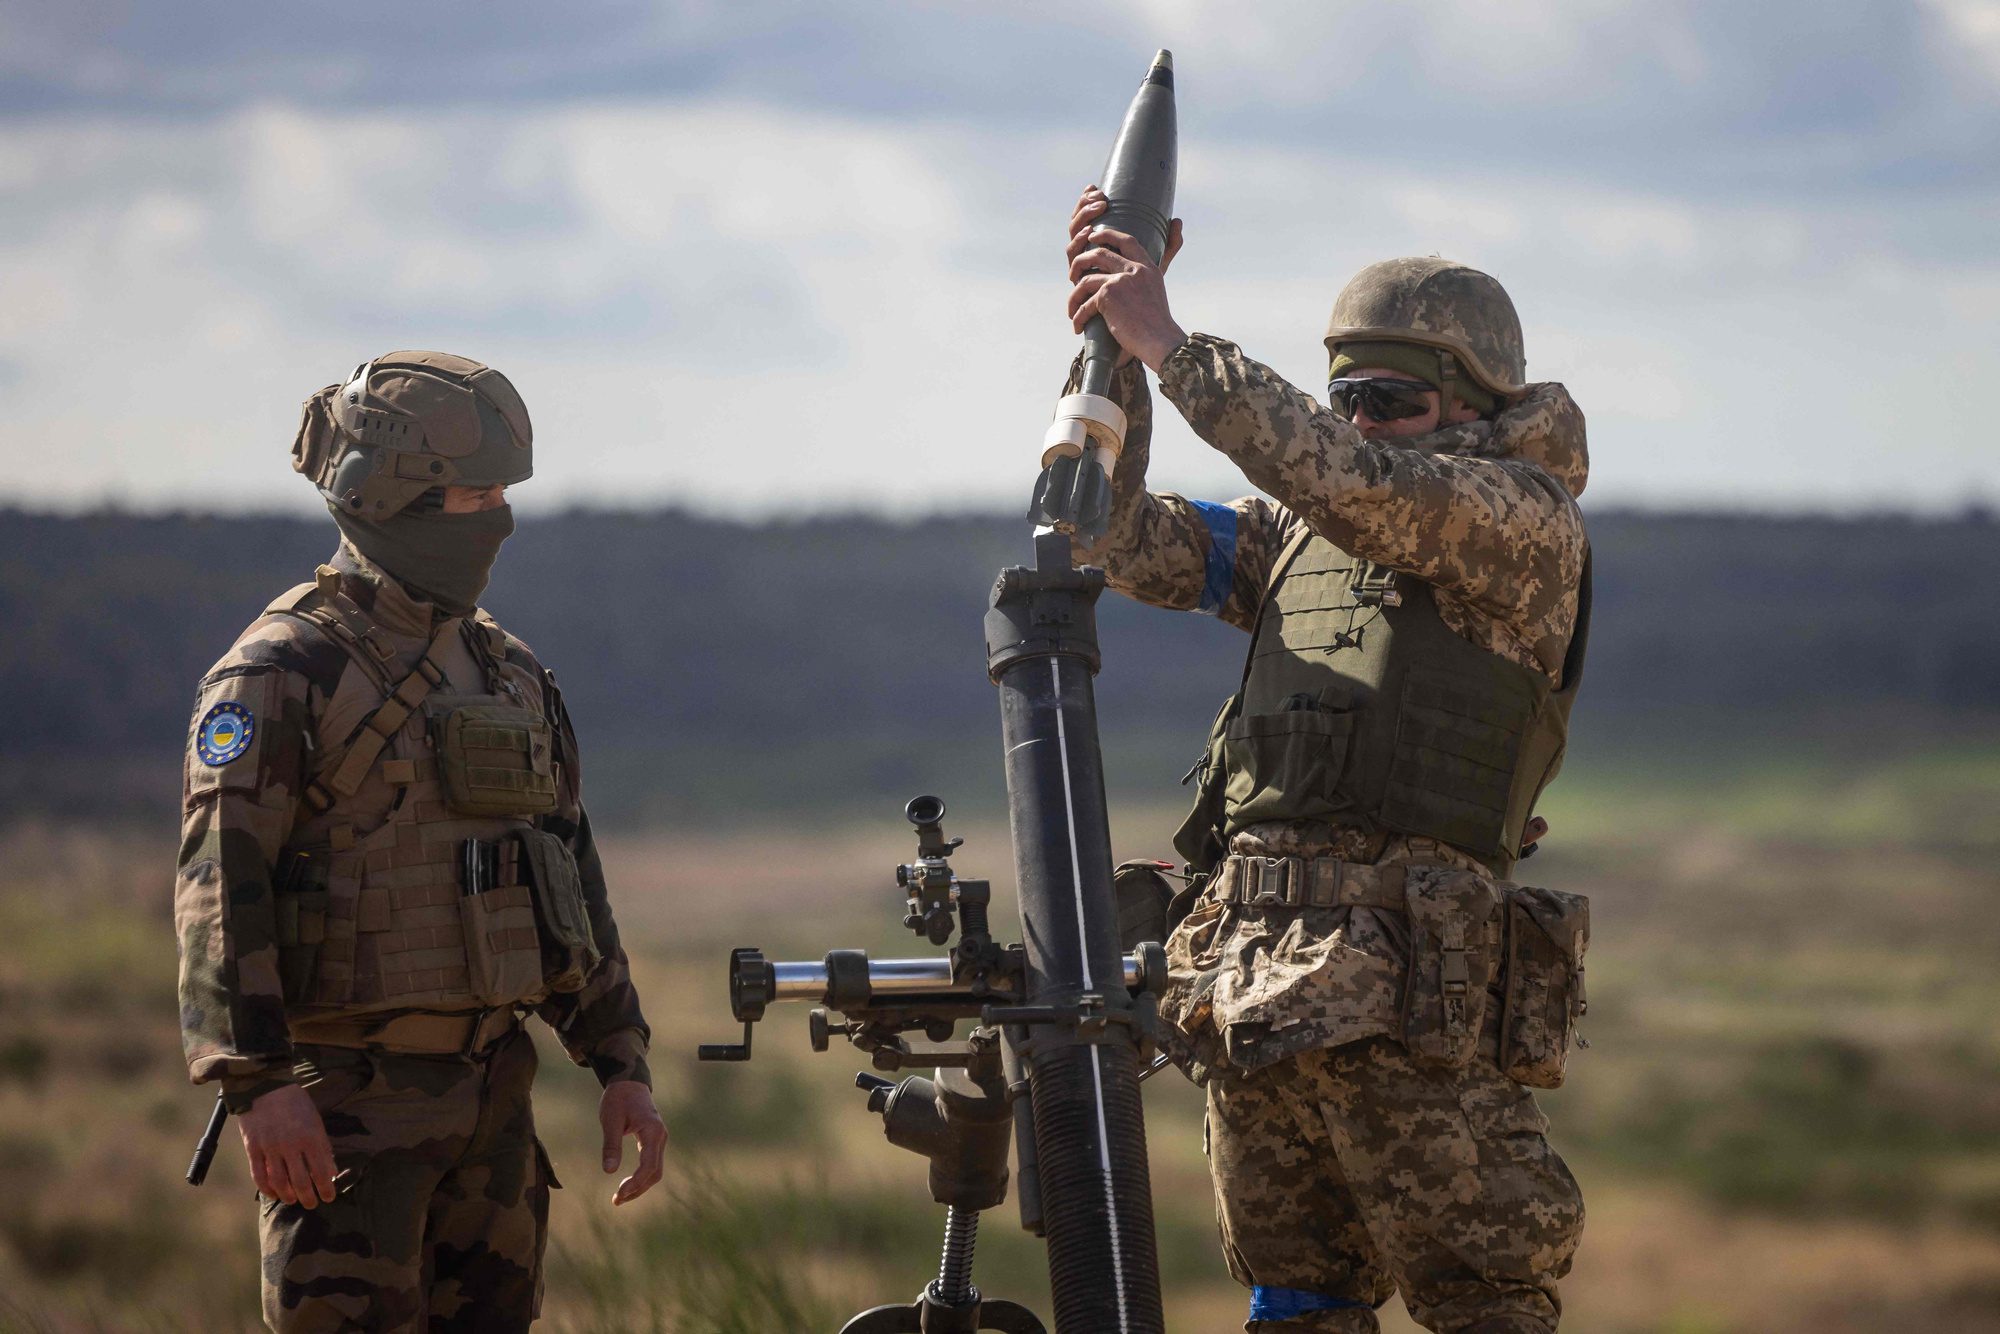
[176,352,667,1332]
[1065,188,1592,1332]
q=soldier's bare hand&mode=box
[1067,186,1182,274]
[1066,186,1184,370]
[599,1080,667,1206]
[237,1083,337,1208]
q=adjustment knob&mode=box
[854,1072,895,1114]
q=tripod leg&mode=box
[977,1299,1048,1334]
[839,1302,924,1333]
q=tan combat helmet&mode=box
[290,351,533,521]
[1325,258,1526,412]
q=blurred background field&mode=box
[2,507,1999,1332]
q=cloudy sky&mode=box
[3,1,1996,517]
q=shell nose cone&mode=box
[1152,49,1173,70]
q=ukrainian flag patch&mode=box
[196,701,256,767]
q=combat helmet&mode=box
[291,351,533,521]
[1325,258,1526,413]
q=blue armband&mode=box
[1249,1285,1373,1322]
[1189,499,1238,616]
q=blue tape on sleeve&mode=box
[1190,499,1238,617]
[1249,1285,1373,1321]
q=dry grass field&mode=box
[1,743,1997,1332]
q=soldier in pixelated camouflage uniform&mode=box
[175,352,668,1332]
[1064,188,1593,1333]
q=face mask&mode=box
[331,502,515,615]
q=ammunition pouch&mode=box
[1497,884,1590,1088]
[516,828,600,993]
[1400,867,1502,1070]
[458,878,544,1007]
[273,849,332,1004]
[431,697,558,818]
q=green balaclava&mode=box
[330,500,515,615]
[1328,339,1498,417]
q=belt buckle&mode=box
[1249,856,1291,908]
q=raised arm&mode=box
[1158,337,1587,674]
[1066,355,1298,633]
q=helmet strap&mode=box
[1435,349,1459,424]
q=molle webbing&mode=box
[265,577,555,1016]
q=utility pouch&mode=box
[1112,859,1177,951]
[273,849,331,1004]
[433,699,558,818]
[1220,707,1357,829]
[1400,866,1502,1069]
[516,829,600,993]
[1498,885,1590,1088]
[458,878,544,1007]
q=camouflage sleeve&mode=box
[1066,355,1294,632]
[176,659,315,1104]
[1157,334,1586,658]
[532,671,653,1090]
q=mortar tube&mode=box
[985,529,1164,1334]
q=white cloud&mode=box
[0,7,1996,518]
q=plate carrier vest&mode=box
[263,570,559,1016]
[1176,532,1590,879]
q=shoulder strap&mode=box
[265,567,401,696]
[1226,521,1317,707]
[302,613,463,812]
[464,613,514,694]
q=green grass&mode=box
[6,740,2000,1331]
[1538,740,2000,852]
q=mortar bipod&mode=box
[837,1037,1046,1334]
[693,796,1169,1330]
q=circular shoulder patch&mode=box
[196,701,256,767]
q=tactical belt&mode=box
[290,1007,520,1056]
[1211,854,1408,911]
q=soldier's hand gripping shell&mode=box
[1066,187,1185,373]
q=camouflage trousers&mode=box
[258,1029,555,1332]
[1205,1038,1582,1333]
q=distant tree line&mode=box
[2,506,1995,822]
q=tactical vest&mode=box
[1177,534,1590,879]
[264,573,564,1017]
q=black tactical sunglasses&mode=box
[1327,376,1437,423]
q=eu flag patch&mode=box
[196,701,256,767]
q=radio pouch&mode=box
[434,700,558,818]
